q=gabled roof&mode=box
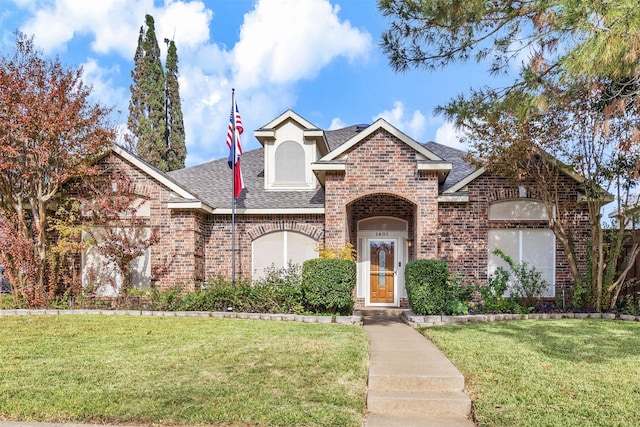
[312,118,453,185]
[109,145,214,213]
[168,148,324,213]
[254,109,328,155]
[321,118,444,161]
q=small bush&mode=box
[477,267,516,313]
[148,286,184,311]
[178,265,305,314]
[301,258,356,315]
[405,260,472,315]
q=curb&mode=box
[0,309,363,325]
[401,311,637,327]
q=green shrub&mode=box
[447,274,474,315]
[477,266,520,313]
[404,260,473,315]
[148,286,184,311]
[481,249,548,312]
[178,265,305,314]
[301,258,356,315]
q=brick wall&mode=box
[204,214,325,279]
[438,174,591,295]
[98,153,206,291]
[324,128,438,258]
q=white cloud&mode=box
[19,0,212,59]
[434,121,468,150]
[20,0,153,56]
[374,101,427,140]
[155,1,212,52]
[81,58,128,114]
[328,117,347,130]
[10,0,376,165]
[232,0,371,89]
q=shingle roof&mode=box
[324,125,363,151]
[166,125,479,211]
[422,141,477,192]
[168,148,324,210]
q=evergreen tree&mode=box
[164,39,186,170]
[128,14,167,171]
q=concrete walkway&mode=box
[363,312,475,427]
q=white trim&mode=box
[167,201,214,213]
[259,109,320,131]
[318,118,444,162]
[438,194,469,202]
[211,208,325,215]
[416,161,453,172]
[111,145,197,200]
[443,167,486,194]
[310,161,346,171]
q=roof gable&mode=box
[258,109,319,131]
[319,118,444,162]
[312,119,452,185]
[109,145,213,212]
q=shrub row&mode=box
[405,255,550,316]
[149,259,356,315]
[0,259,358,315]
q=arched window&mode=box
[275,141,305,184]
[488,199,551,220]
[252,231,317,278]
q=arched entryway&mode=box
[346,194,417,307]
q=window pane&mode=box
[82,227,151,295]
[488,229,556,297]
[286,231,318,266]
[488,229,519,275]
[252,232,285,278]
[522,230,555,297]
[275,141,305,183]
[489,200,550,220]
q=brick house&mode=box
[87,110,590,308]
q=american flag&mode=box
[226,99,244,198]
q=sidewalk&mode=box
[362,313,475,427]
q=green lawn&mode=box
[421,319,640,427]
[0,315,368,427]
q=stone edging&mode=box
[402,311,636,327]
[0,309,363,325]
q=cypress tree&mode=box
[128,14,167,171]
[164,39,186,170]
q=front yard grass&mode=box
[421,319,640,427]
[0,315,368,427]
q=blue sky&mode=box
[1,0,510,167]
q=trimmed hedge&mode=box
[301,258,356,315]
[405,259,472,315]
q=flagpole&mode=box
[231,88,236,283]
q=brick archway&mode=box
[346,193,417,260]
[246,221,324,242]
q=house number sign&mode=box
[375,232,389,237]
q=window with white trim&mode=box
[252,231,317,278]
[488,229,555,297]
[275,140,305,184]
